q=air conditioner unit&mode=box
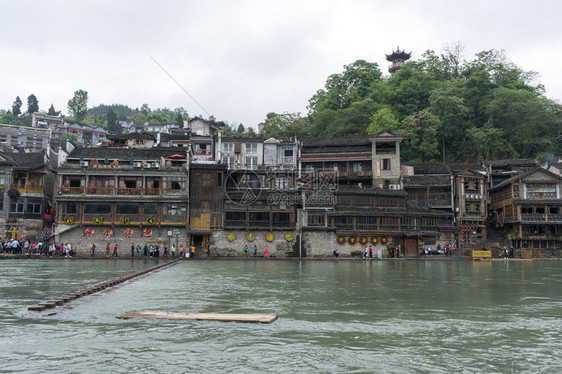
[143,163,151,168]
[133,162,142,168]
[80,161,88,167]
[151,162,159,168]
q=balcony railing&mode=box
[59,187,182,196]
[521,214,546,221]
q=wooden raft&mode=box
[118,310,278,324]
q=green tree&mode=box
[0,110,16,124]
[176,113,184,128]
[262,112,312,139]
[487,88,554,158]
[237,124,245,133]
[106,109,122,133]
[140,103,150,115]
[26,94,39,114]
[12,96,22,116]
[47,104,59,116]
[308,60,383,112]
[466,121,510,161]
[401,109,441,162]
[367,107,399,135]
[133,112,146,127]
[61,131,78,145]
[67,89,88,120]
[429,83,469,161]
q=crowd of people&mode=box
[0,239,74,257]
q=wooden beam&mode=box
[117,310,278,324]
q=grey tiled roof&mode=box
[11,152,45,170]
[402,162,451,175]
[403,175,451,186]
[302,136,371,148]
[67,147,189,162]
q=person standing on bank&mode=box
[253,245,257,257]
[244,244,248,256]
[106,243,110,258]
[364,245,369,258]
[91,243,96,257]
[369,245,373,258]
[131,244,135,258]
[112,243,118,257]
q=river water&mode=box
[1,258,560,373]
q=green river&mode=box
[0,258,560,373]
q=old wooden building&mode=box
[489,167,562,250]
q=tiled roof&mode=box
[11,152,45,170]
[483,159,539,169]
[302,136,371,148]
[67,147,189,162]
[490,166,562,191]
[402,162,451,175]
[403,175,451,186]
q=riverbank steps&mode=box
[27,259,181,315]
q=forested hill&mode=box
[260,48,562,163]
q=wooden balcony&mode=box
[59,187,173,196]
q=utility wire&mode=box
[145,50,212,118]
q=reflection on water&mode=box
[1,259,561,373]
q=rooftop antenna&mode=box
[145,50,212,118]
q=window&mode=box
[194,143,209,155]
[305,164,314,172]
[307,213,325,226]
[223,143,234,152]
[0,173,5,188]
[26,201,42,214]
[12,173,27,188]
[163,177,186,190]
[222,156,235,167]
[382,159,391,170]
[527,184,556,199]
[63,203,78,214]
[116,204,139,215]
[85,204,111,214]
[10,200,25,213]
[226,211,246,221]
[63,175,84,188]
[161,204,186,222]
[352,163,363,172]
[337,195,351,205]
[283,148,293,157]
[273,213,291,225]
[244,156,258,169]
[513,185,519,198]
[245,143,258,154]
[249,212,269,222]
[352,195,373,206]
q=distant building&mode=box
[0,151,54,241]
[32,112,63,128]
[0,123,50,152]
[386,47,411,74]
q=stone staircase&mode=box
[457,226,509,257]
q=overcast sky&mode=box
[1,0,561,128]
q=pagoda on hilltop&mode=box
[386,47,411,74]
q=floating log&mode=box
[117,310,278,324]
